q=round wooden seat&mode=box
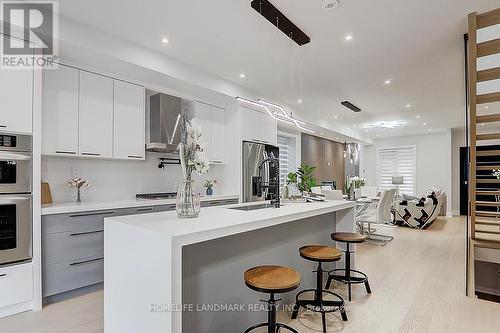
[244,265,300,293]
[331,232,366,243]
[299,245,342,262]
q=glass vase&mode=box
[176,181,201,218]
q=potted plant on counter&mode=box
[176,116,210,218]
[204,179,216,196]
[287,164,318,194]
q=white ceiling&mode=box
[58,0,499,138]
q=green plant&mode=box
[287,164,318,192]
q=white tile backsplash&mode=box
[42,153,228,203]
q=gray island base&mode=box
[104,200,356,333]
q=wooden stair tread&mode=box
[477,114,500,123]
[476,211,500,217]
[476,178,500,183]
[475,228,500,236]
[477,8,500,29]
[478,92,500,105]
[477,150,500,156]
[476,133,500,141]
[477,38,500,58]
[474,233,500,242]
[476,201,500,206]
[476,218,500,226]
[477,67,500,82]
[476,190,500,195]
[477,165,500,170]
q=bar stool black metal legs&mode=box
[291,246,347,333]
[326,233,372,302]
[244,265,301,333]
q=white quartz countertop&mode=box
[106,200,355,242]
[41,194,239,215]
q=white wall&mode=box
[41,154,229,203]
[360,131,453,216]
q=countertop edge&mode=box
[41,194,240,215]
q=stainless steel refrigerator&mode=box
[242,141,279,203]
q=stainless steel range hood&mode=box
[146,93,183,153]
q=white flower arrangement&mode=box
[179,119,210,180]
[349,176,366,189]
[493,169,500,180]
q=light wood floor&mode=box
[2,216,500,333]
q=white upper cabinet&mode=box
[0,36,33,134]
[192,102,227,164]
[42,65,79,156]
[78,71,114,158]
[239,106,277,146]
[210,106,226,164]
[192,102,212,161]
[113,80,145,160]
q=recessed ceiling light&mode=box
[416,115,422,119]
[405,104,412,108]
[485,106,489,109]
[345,34,353,42]
[333,115,338,119]
[335,137,340,140]
[239,73,246,79]
[320,132,324,135]
[480,123,485,126]
[298,99,303,103]
[161,37,169,44]
[422,122,427,126]
[428,129,432,132]
[353,123,357,127]
[384,79,392,85]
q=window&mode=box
[277,135,290,187]
[378,146,416,195]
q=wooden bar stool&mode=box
[326,232,371,301]
[244,265,301,333]
[291,246,347,333]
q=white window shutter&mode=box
[378,147,416,195]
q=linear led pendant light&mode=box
[235,97,295,125]
[237,1,314,133]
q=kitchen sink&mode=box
[228,203,279,211]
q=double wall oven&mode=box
[0,133,32,266]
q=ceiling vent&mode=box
[341,101,361,113]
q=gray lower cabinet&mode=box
[42,198,239,298]
[42,208,131,297]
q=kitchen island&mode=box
[104,199,356,333]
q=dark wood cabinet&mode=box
[301,134,345,190]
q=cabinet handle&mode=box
[69,211,115,218]
[211,160,223,164]
[0,125,6,128]
[128,155,143,159]
[0,273,6,278]
[207,201,220,206]
[81,152,101,156]
[135,207,153,212]
[69,230,104,237]
[69,257,104,267]
[56,150,77,155]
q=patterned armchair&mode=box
[392,190,445,229]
